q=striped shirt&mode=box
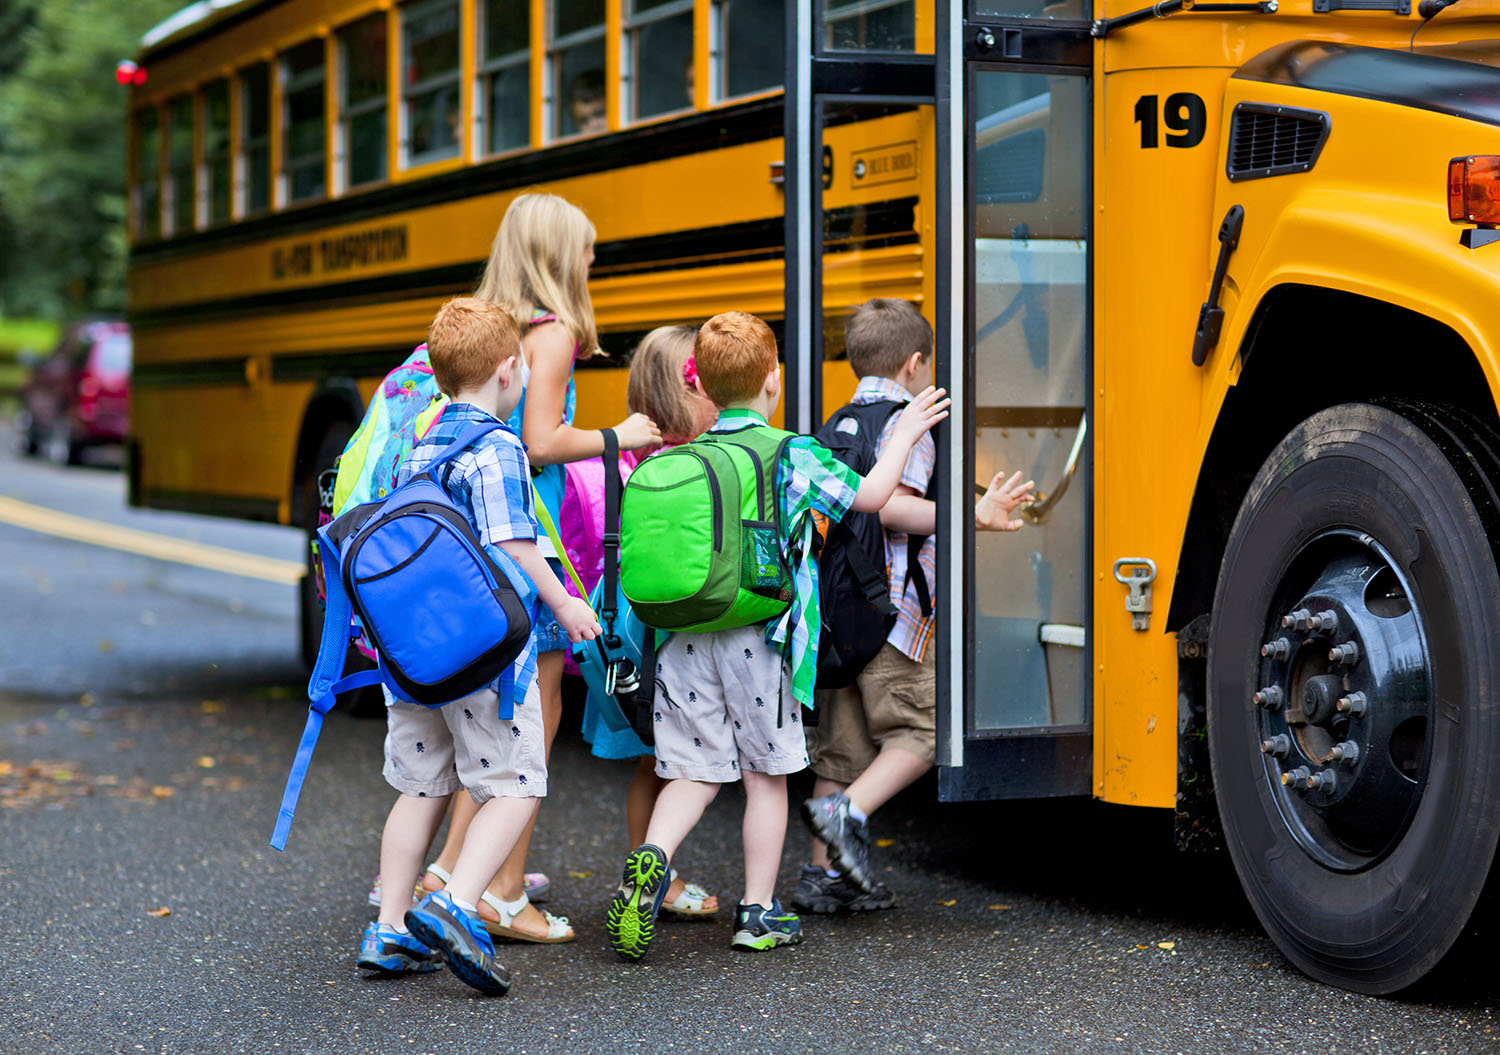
[853,376,936,662]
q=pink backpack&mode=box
[557,452,636,674]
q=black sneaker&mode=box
[801,791,875,892]
[730,897,803,951]
[789,864,896,914]
[404,890,512,996]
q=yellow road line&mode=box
[0,495,304,585]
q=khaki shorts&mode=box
[652,625,810,782]
[808,642,935,784]
[382,677,546,801]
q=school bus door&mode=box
[934,10,1094,801]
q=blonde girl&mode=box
[417,194,659,943]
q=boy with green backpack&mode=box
[606,310,949,958]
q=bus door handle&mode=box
[1017,415,1087,525]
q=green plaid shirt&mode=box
[708,409,859,707]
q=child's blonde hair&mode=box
[427,297,522,396]
[627,325,699,442]
[474,192,599,358]
[695,312,777,408]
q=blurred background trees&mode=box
[0,0,180,320]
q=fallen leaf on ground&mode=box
[79,693,96,707]
[151,786,175,798]
[1157,941,1176,950]
[937,899,957,906]
[146,907,171,918]
[195,756,216,769]
[568,871,593,879]
[200,700,225,714]
[875,838,896,848]
[1135,944,1149,949]
[987,904,1012,911]
[96,640,114,653]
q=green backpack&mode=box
[620,423,795,633]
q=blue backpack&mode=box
[271,421,534,851]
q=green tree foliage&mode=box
[0,0,179,319]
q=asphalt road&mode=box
[1,434,1497,1055]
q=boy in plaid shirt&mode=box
[798,298,1034,913]
[605,311,948,958]
[358,298,598,995]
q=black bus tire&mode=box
[1207,401,1500,995]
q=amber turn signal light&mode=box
[1449,156,1500,226]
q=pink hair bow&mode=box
[682,355,699,389]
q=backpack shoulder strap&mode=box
[419,420,506,481]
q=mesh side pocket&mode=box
[742,521,791,601]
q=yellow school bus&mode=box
[128,0,1500,993]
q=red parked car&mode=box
[20,320,132,464]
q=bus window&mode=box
[282,40,327,203]
[202,79,231,225]
[166,95,195,235]
[480,0,530,154]
[133,108,161,241]
[970,70,1088,730]
[625,0,694,121]
[340,13,388,188]
[821,0,915,52]
[551,0,606,137]
[719,0,783,98]
[403,0,462,165]
[969,0,1088,20]
[240,62,271,216]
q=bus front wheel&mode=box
[1208,401,1500,994]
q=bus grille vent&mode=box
[1227,104,1330,182]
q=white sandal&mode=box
[480,891,575,943]
[661,868,719,917]
[422,862,551,902]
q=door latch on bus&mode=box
[1113,558,1158,631]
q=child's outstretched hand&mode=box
[893,386,951,446]
[555,595,602,643]
[976,470,1036,532]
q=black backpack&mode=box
[813,400,931,690]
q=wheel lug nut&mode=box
[1308,610,1339,635]
[1328,640,1361,666]
[1282,766,1311,788]
[1335,692,1368,716]
[1261,637,1292,660]
[1282,608,1312,631]
[1330,740,1360,765]
[1261,734,1291,757]
[1253,686,1285,709]
[1306,770,1336,791]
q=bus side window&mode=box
[626,0,694,121]
[719,0,784,98]
[133,107,161,242]
[240,62,272,216]
[480,0,531,154]
[402,0,463,166]
[551,0,607,137]
[202,79,231,225]
[282,40,327,203]
[340,13,389,188]
[166,95,195,236]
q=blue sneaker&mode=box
[731,897,803,951]
[356,922,441,975]
[404,890,512,995]
[605,843,670,961]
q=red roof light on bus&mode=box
[116,60,147,86]
[1448,155,1500,226]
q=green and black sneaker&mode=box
[730,897,803,952]
[606,843,670,961]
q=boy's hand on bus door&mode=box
[892,386,951,448]
[554,594,602,643]
[975,470,1035,532]
[615,412,662,452]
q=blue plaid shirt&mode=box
[399,402,540,703]
[708,408,859,707]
